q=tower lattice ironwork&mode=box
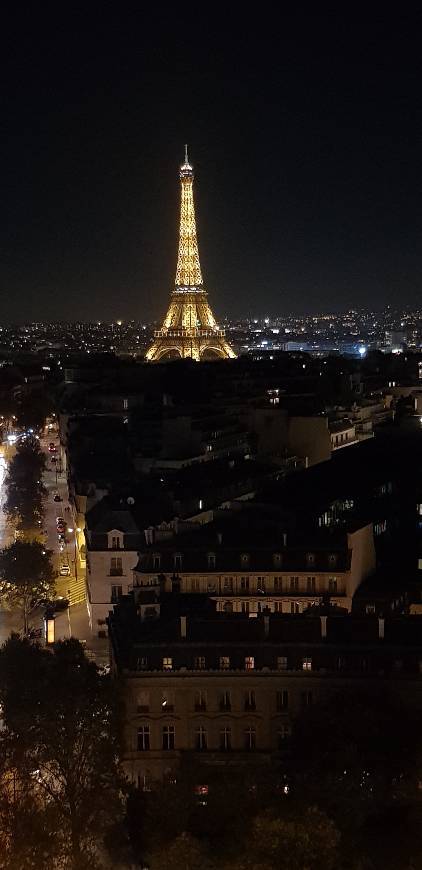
[146,147,236,361]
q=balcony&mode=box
[154,328,227,339]
[219,701,231,712]
[194,703,207,712]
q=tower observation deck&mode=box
[145,148,236,362]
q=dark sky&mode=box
[1,7,422,322]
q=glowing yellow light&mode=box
[146,147,236,362]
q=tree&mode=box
[0,541,55,634]
[3,437,46,531]
[0,637,124,869]
[16,389,54,434]
[149,832,214,870]
[224,807,340,870]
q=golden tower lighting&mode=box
[146,147,236,362]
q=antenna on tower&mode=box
[184,143,189,164]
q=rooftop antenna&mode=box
[184,143,189,164]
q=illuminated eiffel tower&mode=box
[146,147,236,361]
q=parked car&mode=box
[56,517,65,525]
[59,564,71,576]
[51,597,69,612]
[53,493,62,502]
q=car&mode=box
[51,597,69,612]
[59,564,71,576]
[57,524,66,534]
[51,456,57,463]
[58,533,66,543]
[53,494,62,502]
[56,517,65,525]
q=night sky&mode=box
[1,8,422,322]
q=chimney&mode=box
[320,615,327,639]
[264,615,270,637]
[378,617,385,640]
[180,615,187,639]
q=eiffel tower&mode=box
[146,147,236,362]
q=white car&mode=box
[59,565,71,576]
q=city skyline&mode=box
[1,9,422,322]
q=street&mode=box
[0,429,108,664]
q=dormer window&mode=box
[207,552,216,569]
[273,552,282,566]
[240,553,250,566]
[174,553,182,571]
[152,553,161,571]
[328,553,337,566]
[306,552,315,566]
[108,530,123,550]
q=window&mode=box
[241,601,250,614]
[223,601,233,613]
[301,690,313,707]
[207,552,216,569]
[240,553,250,566]
[191,578,200,592]
[110,557,123,576]
[366,604,375,615]
[162,657,173,671]
[162,725,175,751]
[152,553,161,570]
[328,553,337,566]
[274,577,283,592]
[273,553,282,566]
[276,690,289,711]
[244,690,256,711]
[137,656,148,670]
[291,602,300,614]
[244,726,256,750]
[111,536,121,549]
[194,690,207,712]
[277,725,291,748]
[137,691,150,713]
[302,657,312,671]
[277,656,288,671]
[245,656,255,670]
[173,553,182,570]
[195,726,207,751]
[219,691,231,711]
[306,553,315,566]
[307,577,316,593]
[219,656,230,670]
[223,577,233,592]
[220,726,231,751]
[194,656,206,670]
[240,577,250,591]
[328,578,338,593]
[257,577,266,594]
[289,577,299,592]
[111,584,122,602]
[137,725,150,751]
[123,398,129,410]
[161,691,175,711]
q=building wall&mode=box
[86,548,138,628]
[288,417,331,467]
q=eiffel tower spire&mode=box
[146,150,236,362]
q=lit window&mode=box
[137,725,150,751]
[302,657,312,671]
[219,656,230,670]
[245,656,255,670]
[162,657,173,671]
[162,725,175,751]
[244,726,256,750]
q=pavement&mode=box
[0,429,109,664]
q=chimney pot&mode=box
[180,615,187,639]
[378,617,385,640]
[320,615,327,639]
